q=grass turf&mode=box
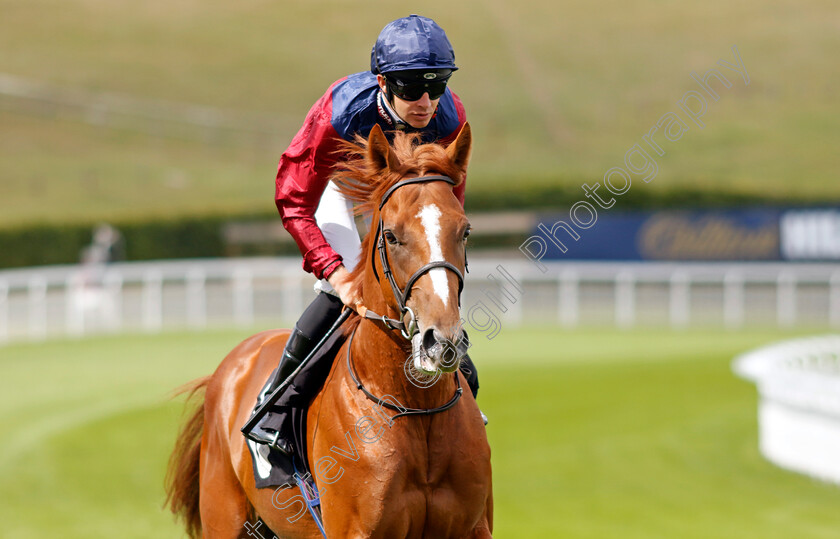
[1,326,840,537]
[0,0,839,227]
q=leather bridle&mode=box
[349,174,467,425]
[362,174,467,340]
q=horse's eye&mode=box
[463,228,471,240]
[384,230,399,245]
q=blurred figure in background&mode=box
[71,223,124,332]
[80,223,125,266]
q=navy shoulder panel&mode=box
[330,72,462,143]
[330,72,380,140]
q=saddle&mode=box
[245,316,356,489]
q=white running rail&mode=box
[0,258,839,345]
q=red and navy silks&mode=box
[274,71,467,280]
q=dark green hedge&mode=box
[0,224,94,268]
[466,183,801,212]
[0,213,279,269]
[0,185,822,269]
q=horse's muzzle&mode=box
[418,327,469,373]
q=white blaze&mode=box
[416,204,449,307]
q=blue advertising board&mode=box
[530,209,783,261]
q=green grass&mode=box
[2,326,840,538]
[1,0,839,227]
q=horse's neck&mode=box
[351,319,456,411]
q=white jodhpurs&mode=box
[314,181,362,295]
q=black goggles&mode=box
[385,72,451,101]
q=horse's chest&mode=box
[311,382,491,535]
[366,422,490,531]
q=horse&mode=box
[166,122,493,538]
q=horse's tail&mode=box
[165,376,210,539]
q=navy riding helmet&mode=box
[370,15,458,75]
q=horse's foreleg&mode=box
[469,492,493,538]
[469,527,493,539]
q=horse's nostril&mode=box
[422,328,438,351]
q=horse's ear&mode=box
[367,124,401,173]
[445,122,472,171]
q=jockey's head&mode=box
[371,15,458,129]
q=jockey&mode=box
[245,15,482,453]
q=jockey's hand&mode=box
[326,265,365,315]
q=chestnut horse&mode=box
[166,123,492,538]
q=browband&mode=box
[378,175,456,210]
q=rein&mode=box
[362,174,467,340]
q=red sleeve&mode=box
[275,81,345,280]
[440,90,467,208]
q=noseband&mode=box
[363,174,467,340]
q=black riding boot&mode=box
[459,354,480,399]
[265,328,314,398]
[243,292,343,453]
[459,354,488,425]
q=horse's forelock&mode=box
[332,132,464,211]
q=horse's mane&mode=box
[330,131,466,294]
